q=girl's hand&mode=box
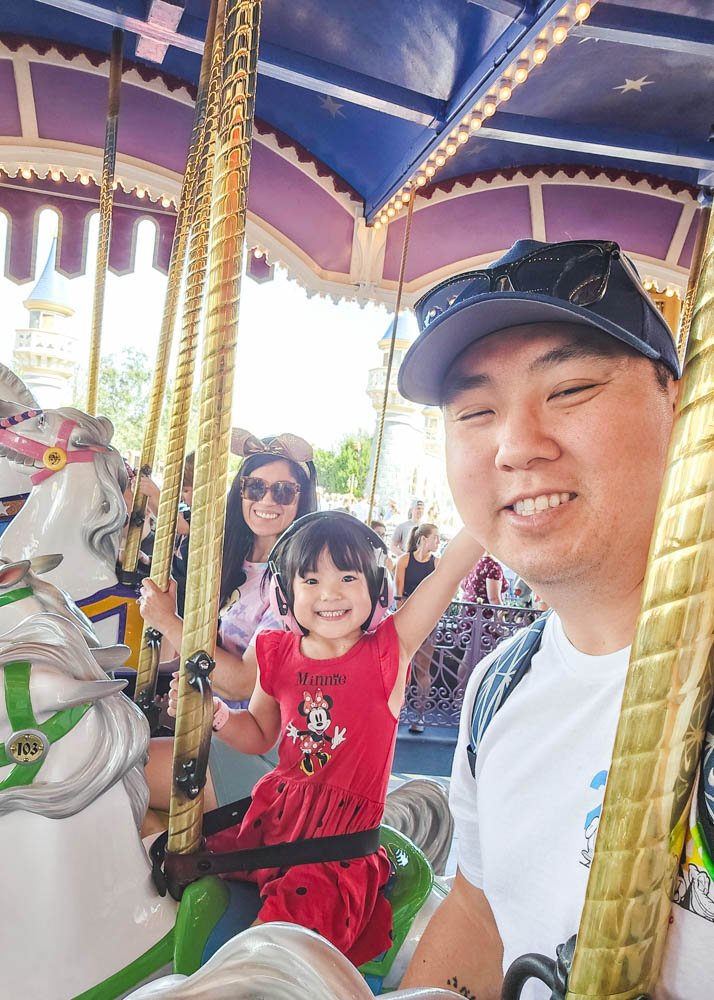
[139,578,178,634]
[167,671,179,717]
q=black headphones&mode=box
[267,511,393,635]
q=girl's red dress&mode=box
[206,615,401,966]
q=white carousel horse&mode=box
[0,405,144,657]
[383,779,454,876]
[0,404,127,598]
[124,922,459,1000]
[0,365,40,535]
[0,613,177,999]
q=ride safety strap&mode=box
[150,796,381,900]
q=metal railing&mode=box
[400,601,544,729]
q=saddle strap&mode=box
[150,796,380,897]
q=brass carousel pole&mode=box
[676,197,712,363]
[564,209,714,998]
[86,28,123,415]
[168,0,262,858]
[367,190,415,524]
[133,0,224,726]
[121,2,220,580]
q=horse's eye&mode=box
[37,414,46,428]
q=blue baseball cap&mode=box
[398,239,681,405]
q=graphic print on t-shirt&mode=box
[580,769,607,868]
[285,688,347,776]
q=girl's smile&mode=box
[293,550,372,646]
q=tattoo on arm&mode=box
[446,974,477,999]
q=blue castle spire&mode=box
[23,237,74,316]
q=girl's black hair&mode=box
[407,522,438,554]
[276,516,382,614]
[220,451,318,607]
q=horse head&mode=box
[0,406,129,578]
[0,613,148,823]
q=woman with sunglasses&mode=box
[139,429,318,831]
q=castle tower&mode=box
[365,312,424,515]
[14,237,78,408]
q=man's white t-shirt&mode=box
[450,612,713,1000]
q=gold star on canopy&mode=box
[613,75,654,94]
[320,95,345,118]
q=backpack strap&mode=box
[467,611,551,777]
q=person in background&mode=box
[461,552,509,605]
[370,520,395,576]
[390,498,425,557]
[396,522,442,735]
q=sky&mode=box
[0,208,390,450]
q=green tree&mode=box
[314,430,372,495]
[72,349,200,469]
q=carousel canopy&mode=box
[0,0,711,303]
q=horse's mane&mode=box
[0,364,39,409]
[58,408,129,569]
[0,614,148,824]
[123,923,384,1000]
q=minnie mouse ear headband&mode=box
[230,428,314,475]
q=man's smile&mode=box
[504,492,578,517]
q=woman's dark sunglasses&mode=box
[416,240,645,329]
[240,476,301,505]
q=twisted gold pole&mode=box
[367,190,415,523]
[677,202,711,364]
[168,0,262,856]
[567,210,714,998]
[122,2,219,577]
[133,0,224,716]
[86,28,122,415]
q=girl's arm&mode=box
[395,553,407,601]
[393,528,484,663]
[167,669,280,755]
[214,673,281,755]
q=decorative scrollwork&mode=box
[401,602,543,729]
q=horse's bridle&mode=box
[0,409,95,485]
[0,656,91,791]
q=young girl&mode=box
[168,511,481,966]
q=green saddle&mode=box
[359,824,435,990]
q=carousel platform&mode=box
[393,724,458,779]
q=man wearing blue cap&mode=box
[399,240,712,998]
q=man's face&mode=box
[442,324,677,597]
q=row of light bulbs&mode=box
[373,1,592,229]
[11,165,175,209]
[643,279,680,299]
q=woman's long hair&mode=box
[407,522,438,555]
[219,452,317,607]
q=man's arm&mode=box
[400,868,504,1000]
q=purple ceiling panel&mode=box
[0,187,36,282]
[543,185,683,260]
[248,142,354,275]
[677,210,702,271]
[383,185,532,283]
[30,63,193,173]
[32,63,108,148]
[0,59,21,136]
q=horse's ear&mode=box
[30,553,63,575]
[90,644,130,670]
[73,438,112,453]
[97,415,114,442]
[53,678,128,709]
[0,560,31,589]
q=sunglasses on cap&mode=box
[240,476,301,506]
[416,240,649,330]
